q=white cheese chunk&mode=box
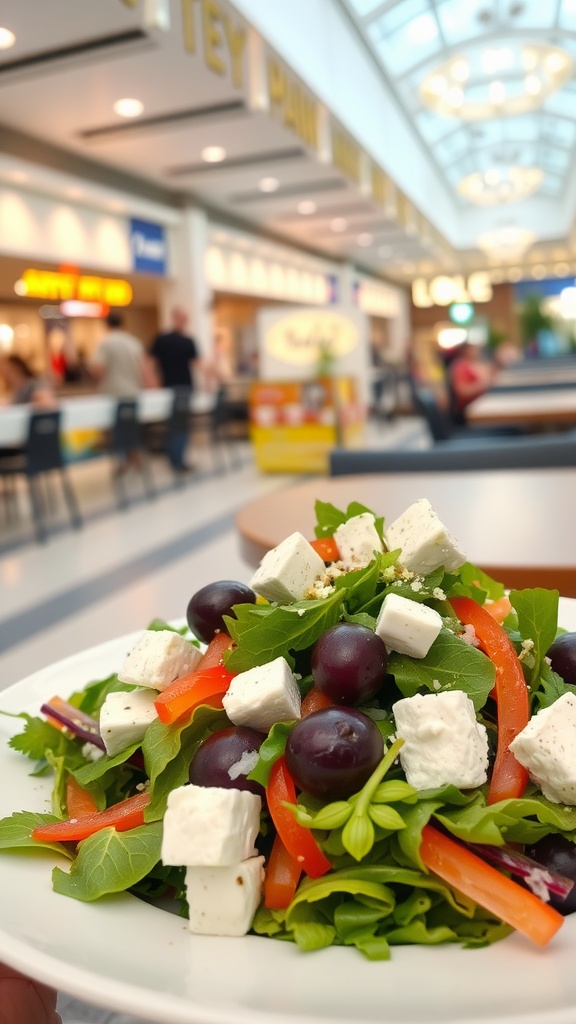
[334,513,383,569]
[161,784,262,867]
[384,498,466,575]
[118,629,202,691]
[185,856,265,936]
[222,656,301,732]
[510,692,576,804]
[99,688,159,757]
[392,690,489,791]
[375,593,442,658]
[249,531,325,604]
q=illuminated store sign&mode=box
[412,273,492,308]
[15,268,133,306]
[267,56,319,152]
[130,218,167,274]
[181,0,246,90]
[264,310,359,367]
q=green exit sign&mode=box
[449,302,474,324]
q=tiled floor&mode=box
[0,413,425,1024]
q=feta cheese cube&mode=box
[222,656,301,732]
[99,688,159,757]
[161,784,262,867]
[392,691,489,791]
[384,499,466,575]
[249,531,325,604]
[375,593,442,658]
[334,513,383,569]
[510,692,576,804]
[118,630,202,691]
[185,856,265,936]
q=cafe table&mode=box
[236,469,576,596]
[466,387,576,429]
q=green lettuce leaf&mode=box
[388,630,496,710]
[51,821,163,901]
[0,811,74,859]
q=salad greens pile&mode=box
[0,498,575,961]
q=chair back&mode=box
[168,387,192,436]
[411,387,453,441]
[111,399,142,454]
[25,410,64,475]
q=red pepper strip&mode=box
[65,776,99,819]
[264,833,303,910]
[31,791,150,843]
[309,537,340,562]
[266,757,331,879]
[420,824,563,947]
[301,686,333,718]
[154,664,234,725]
[450,596,530,805]
[197,631,235,670]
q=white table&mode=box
[466,387,576,428]
[0,390,215,447]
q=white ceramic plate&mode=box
[2,606,576,1024]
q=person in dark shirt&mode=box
[149,306,200,389]
[149,307,201,472]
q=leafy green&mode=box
[8,713,78,762]
[445,562,505,603]
[510,588,559,691]
[52,821,163,901]
[224,590,344,672]
[0,811,74,859]
[247,722,295,787]
[388,629,496,710]
[143,704,226,820]
[314,500,384,541]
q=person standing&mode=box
[90,311,148,398]
[148,306,200,471]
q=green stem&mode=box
[353,737,404,818]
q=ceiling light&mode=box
[201,146,226,163]
[357,233,373,246]
[0,27,15,49]
[259,177,279,192]
[407,13,437,44]
[458,166,543,206]
[507,267,523,282]
[531,264,547,279]
[477,226,536,260]
[420,41,573,120]
[297,200,317,215]
[330,217,348,232]
[554,262,570,276]
[113,98,144,118]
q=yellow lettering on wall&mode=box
[332,127,361,185]
[202,0,226,76]
[181,0,200,54]
[223,14,246,90]
[20,269,132,306]
[267,58,318,151]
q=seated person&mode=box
[447,343,495,425]
[0,355,56,408]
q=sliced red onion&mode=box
[41,701,106,752]
[469,842,574,903]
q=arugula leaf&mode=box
[146,618,190,635]
[224,591,345,672]
[445,562,505,603]
[248,722,294,787]
[534,662,576,711]
[510,588,559,691]
[73,743,141,787]
[51,821,163,901]
[314,500,384,540]
[8,714,77,762]
[0,811,73,859]
[388,630,496,710]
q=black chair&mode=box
[110,399,155,507]
[329,429,576,476]
[0,410,82,542]
[191,385,244,472]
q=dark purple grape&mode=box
[285,707,383,800]
[524,835,576,915]
[189,726,264,796]
[547,633,576,686]
[186,580,256,642]
[311,623,388,706]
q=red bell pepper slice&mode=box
[65,776,99,819]
[264,833,303,910]
[266,756,331,879]
[450,596,530,805]
[309,537,340,562]
[420,824,563,947]
[301,686,334,717]
[154,664,234,725]
[31,791,150,843]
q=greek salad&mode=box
[2,496,576,962]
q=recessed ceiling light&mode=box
[525,74,542,95]
[357,233,373,247]
[331,217,348,232]
[489,80,506,103]
[451,59,469,82]
[201,146,226,163]
[297,200,317,215]
[428,74,448,96]
[259,177,279,192]
[0,27,15,49]
[447,86,464,108]
[113,98,144,118]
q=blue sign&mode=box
[326,274,339,304]
[130,219,167,275]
